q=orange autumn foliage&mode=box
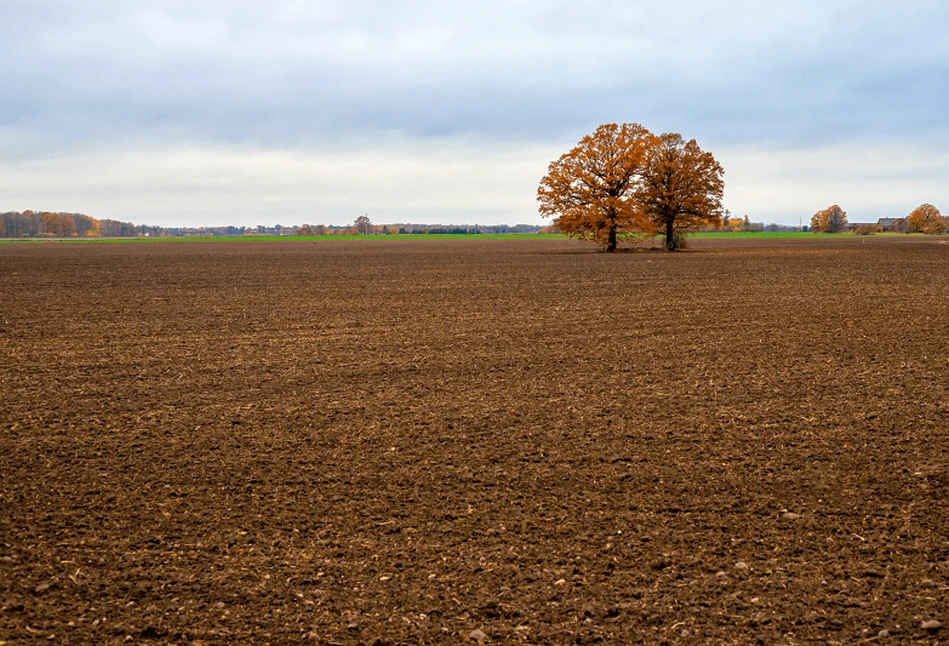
[635,133,725,250]
[537,123,724,251]
[907,203,944,234]
[810,205,848,233]
[537,123,657,252]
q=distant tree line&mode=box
[402,227,482,235]
[389,223,540,235]
[0,210,156,238]
[809,203,947,234]
[295,222,540,236]
[0,211,546,239]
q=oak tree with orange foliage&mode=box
[537,123,657,252]
[810,205,848,233]
[907,203,944,234]
[635,133,725,251]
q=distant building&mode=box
[877,217,908,233]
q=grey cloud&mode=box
[2,0,949,147]
[4,1,948,227]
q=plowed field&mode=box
[2,235,948,645]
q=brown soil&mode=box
[1,235,948,645]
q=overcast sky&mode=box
[2,1,948,227]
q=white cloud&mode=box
[720,141,949,223]
[6,135,947,228]
[2,0,949,226]
[0,138,561,227]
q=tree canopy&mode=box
[537,123,656,252]
[810,205,848,233]
[0,210,145,238]
[537,123,724,251]
[636,133,725,250]
[907,203,944,234]
[355,215,372,235]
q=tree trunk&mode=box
[606,225,617,252]
[665,218,675,251]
